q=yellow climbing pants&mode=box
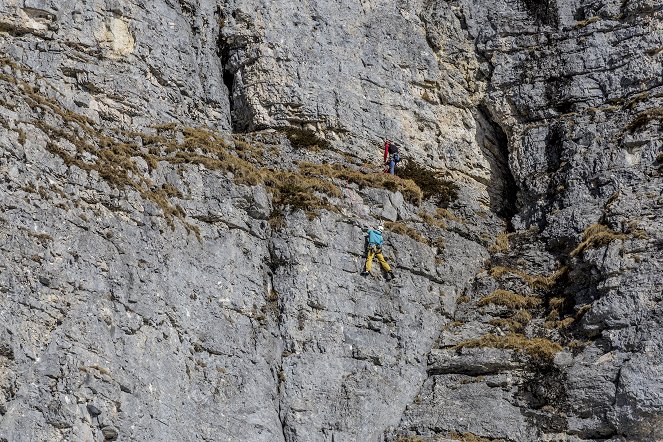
[365,245,392,273]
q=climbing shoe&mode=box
[361,271,369,276]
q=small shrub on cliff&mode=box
[489,266,567,291]
[282,127,330,151]
[384,221,428,244]
[490,309,532,332]
[570,224,628,257]
[455,333,562,361]
[298,162,423,204]
[478,289,542,309]
[397,161,458,207]
[449,432,505,442]
[489,232,509,253]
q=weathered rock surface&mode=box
[1,0,662,441]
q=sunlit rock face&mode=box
[0,0,661,441]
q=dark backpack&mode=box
[388,143,399,155]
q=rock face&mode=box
[1,0,662,441]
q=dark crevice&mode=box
[216,7,240,132]
[520,0,560,27]
[477,105,519,228]
[545,122,564,172]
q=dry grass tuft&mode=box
[456,333,562,360]
[544,317,575,329]
[489,232,509,253]
[397,161,458,207]
[477,289,541,309]
[570,224,628,257]
[281,127,330,151]
[419,211,447,229]
[384,221,428,244]
[298,162,423,204]
[448,431,505,441]
[436,207,461,222]
[624,108,663,133]
[457,295,470,304]
[490,310,532,332]
[489,266,567,291]
[575,15,600,28]
[267,170,340,214]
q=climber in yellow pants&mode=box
[361,225,395,280]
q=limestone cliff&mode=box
[0,0,661,441]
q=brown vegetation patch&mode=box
[456,333,562,360]
[490,309,532,332]
[478,289,541,309]
[544,317,575,329]
[449,432,505,442]
[489,266,567,291]
[436,207,461,222]
[624,108,663,133]
[281,127,330,151]
[570,224,628,257]
[396,161,457,207]
[384,221,428,244]
[575,16,600,28]
[419,211,447,229]
[298,162,423,204]
[489,232,509,253]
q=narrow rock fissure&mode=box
[217,9,237,131]
[520,0,560,27]
[219,47,236,130]
[478,105,519,227]
[266,239,289,442]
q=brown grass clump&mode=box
[570,224,628,257]
[456,333,562,360]
[512,309,533,324]
[489,318,523,332]
[397,160,458,207]
[624,108,663,133]
[549,296,566,309]
[575,16,600,28]
[17,127,26,145]
[419,211,447,229]
[436,207,461,222]
[490,309,533,332]
[281,127,330,151]
[477,289,542,309]
[489,232,509,253]
[384,221,428,244]
[545,317,575,329]
[267,171,340,214]
[489,266,567,291]
[298,162,423,204]
[544,293,585,329]
[449,432,504,442]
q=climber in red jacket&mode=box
[383,139,401,174]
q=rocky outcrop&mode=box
[1,0,662,441]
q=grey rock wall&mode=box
[0,0,230,128]
[1,0,662,440]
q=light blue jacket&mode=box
[367,229,384,246]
